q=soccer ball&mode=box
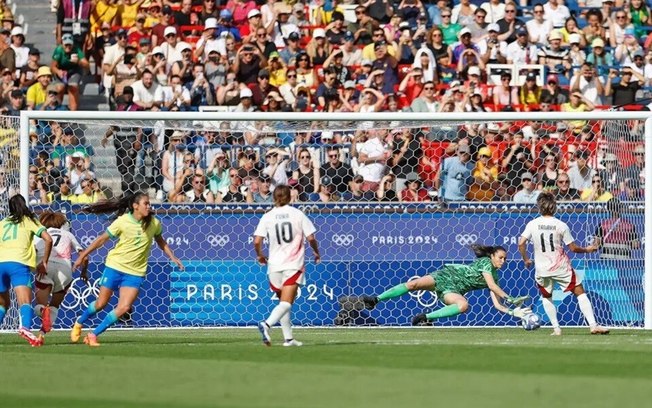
[521,313,541,331]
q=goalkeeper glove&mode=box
[505,295,529,307]
[507,307,532,319]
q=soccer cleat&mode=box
[411,313,428,326]
[83,333,100,347]
[257,321,271,346]
[18,328,43,347]
[70,322,83,343]
[41,306,52,333]
[551,328,562,336]
[361,295,379,310]
[283,339,303,347]
[590,326,610,335]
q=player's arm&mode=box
[306,233,321,264]
[253,235,267,265]
[483,271,529,309]
[567,241,598,253]
[73,232,111,271]
[517,235,532,267]
[36,230,53,278]
[154,234,184,270]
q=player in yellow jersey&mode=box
[69,192,184,346]
[0,195,53,346]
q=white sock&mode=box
[34,304,44,317]
[280,310,293,341]
[576,293,597,328]
[50,306,59,327]
[542,297,559,329]
[265,301,291,327]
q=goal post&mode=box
[10,110,652,330]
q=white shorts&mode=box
[35,260,73,293]
[268,269,305,293]
[536,269,582,297]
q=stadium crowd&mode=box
[3,0,649,204]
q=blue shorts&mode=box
[0,262,33,292]
[100,267,145,292]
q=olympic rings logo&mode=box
[60,278,101,310]
[332,234,354,247]
[406,276,439,308]
[80,235,95,246]
[206,235,230,247]
[455,234,478,246]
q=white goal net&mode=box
[2,110,651,330]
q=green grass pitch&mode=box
[1,328,651,408]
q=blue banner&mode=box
[50,207,644,327]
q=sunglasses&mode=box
[505,10,516,13]
[165,33,176,38]
[193,180,203,184]
[328,154,338,158]
[442,14,451,18]
[593,179,602,183]
[300,155,311,159]
[423,86,434,90]
[558,180,570,184]
[287,74,297,78]
[229,173,239,178]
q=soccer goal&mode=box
[3,110,651,330]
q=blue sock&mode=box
[93,310,119,336]
[76,301,98,325]
[19,304,33,329]
[0,305,6,326]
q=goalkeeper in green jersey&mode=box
[362,244,530,325]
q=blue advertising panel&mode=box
[50,205,644,328]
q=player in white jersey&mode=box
[518,192,609,335]
[253,185,321,347]
[34,211,88,335]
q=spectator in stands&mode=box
[452,27,476,64]
[205,49,229,88]
[186,64,215,108]
[294,51,315,88]
[629,0,651,38]
[409,80,436,112]
[10,27,27,71]
[540,74,568,105]
[478,23,507,64]
[502,132,535,193]
[496,2,525,43]
[291,148,320,202]
[567,149,596,191]
[609,9,633,47]
[108,46,140,99]
[506,27,537,65]
[52,127,92,169]
[66,151,95,195]
[615,28,643,66]
[93,22,114,74]
[599,153,619,193]
[538,153,561,192]
[250,173,273,203]
[205,149,230,196]
[154,74,190,110]
[28,172,49,204]
[627,49,652,87]
[583,9,606,45]
[270,4,299,48]
[400,172,430,202]
[262,147,290,191]
[376,173,398,201]
[171,172,215,203]
[512,172,540,203]
[26,66,53,110]
[390,128,422,193]
[290,3,309,35]
[605,67,644,106]
[199,0,219,23]
[217,168,248,203]
[339,31,361,67]
[325,11,347,46]
[321,146,353,195]
[50,33,89,111]
[371,41,398,94]
[343,174,377,201]
[73,179,106,204]
[151,5,175,47]
[438,7,461,45]
[585,38,612,80]
[538,30,571,75]
[468,8,488,43]
[437,144,473,201]
[581,174,613,202]
[19,48,40,90]
[173,0,198,27]
[526,3,553,47]
[622,144,645,192]
[555,172,580,201]
[357,129,390,192]
[278,31,302,66]
[0,28,14,73]
[2,89,24,116]
[56,0,91,48]
[492,71,517,107]
[452,0,476,26]
[468,146,501,201]
[306,29,332,67]
[544,0,570,29]
[561,92,595,134]
[233,43,266,84]
[425,26,451,61]
[278,68,297,105]
[131,69,159,109]
[519,72,542,107]
[102,28,128,103]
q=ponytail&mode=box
[83,192,152,231]
[471,244,506,258]
[8,194,37,224]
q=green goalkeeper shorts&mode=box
[429,268,463,300]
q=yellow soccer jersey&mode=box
[0,217,46,268]
[105,213,162,277]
